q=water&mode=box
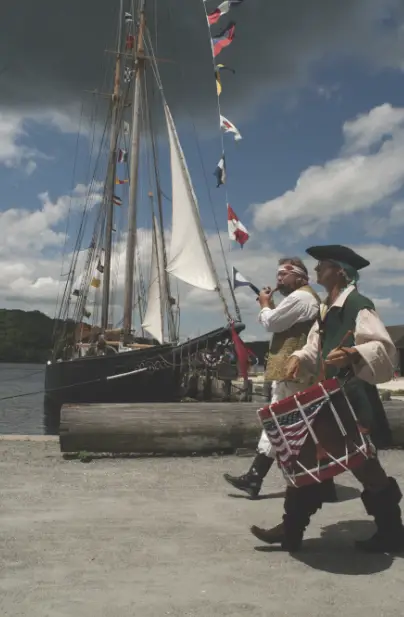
[0,363,46,435]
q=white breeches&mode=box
[257,381,303,457]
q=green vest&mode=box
[320,288,378,428]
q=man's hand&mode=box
[258,287,275,309]
[325,346,361,368]
[285,356,301,380]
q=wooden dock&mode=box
[59,400,404,455]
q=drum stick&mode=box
[336,330,354,349]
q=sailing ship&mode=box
[44,0,245,427]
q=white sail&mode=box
[164,102,218,291]
[141,216,165,344]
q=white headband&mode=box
[277,264,308,280]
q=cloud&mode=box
[0,107,86,173]
[252,103,404,235]
[0,111,39,168]
[0,183,103,259]
[0,0,403,128]
[343,103,404,153]
[1,179,403,337]
[364,200,404,237]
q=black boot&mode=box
[251,482,325,552]
[356,477,404,553]
[223,453,274,498]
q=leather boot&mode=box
[356,477,404,552]
[250,482,325,552]
[223,453,274,498]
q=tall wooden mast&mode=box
[101,0,124,331]
[123,0,146,341]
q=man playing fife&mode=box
[224,256,336,502]
[251,244,404,553]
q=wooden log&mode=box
[60,402,263,455]
[385,400,404,447]
[59,400,404,456]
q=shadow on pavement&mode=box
[255,520,403,575]
[334,484,361,502]
[227,491,286,501]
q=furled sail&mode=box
[164,102,218,291]
[142,216,165,344]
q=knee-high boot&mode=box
[223,453,274,498]
[357,476,404,552]
[250,482,325,552]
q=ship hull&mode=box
[44,324,244,433]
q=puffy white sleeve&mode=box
[353,309,397,384]
[258,290,319,334]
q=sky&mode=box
[1,0,404,342]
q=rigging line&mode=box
[0,369,44,382]
[55,110,112,329]
[52,98,85,333]
[0,367,149,404]
[163,3,238,322]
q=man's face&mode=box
[276,268,300,296]
[315,260,340,288]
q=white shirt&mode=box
[259,288,319,334]
[292,285,397,385]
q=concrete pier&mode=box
[1,440,404,617]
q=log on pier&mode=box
[59,400,404,456]
[59,402,262,455]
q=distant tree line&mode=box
[0,309,61,364]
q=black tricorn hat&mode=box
[305,245,370,270]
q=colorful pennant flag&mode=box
[215,63,235,95]
[232,266,260,295]
[83,309,91,318]
[126,35,135,50]
[214,155,226,187]
[72,289,80,297]
[113,195,122,206]
[230,322,256,379]
[124,67,133,83]
[220,115,242,141]
[212,22,236,57]
[96,261,104,274]
[124,121,130,135]
[227,204,249,247]
[91,277,101,289]
[208,1,243,25]
[115,178,129,185]
[125,12,133,23]
[117,148,128,163]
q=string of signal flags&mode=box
[203,0,250,250]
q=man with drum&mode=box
[251,244,404,553]
[224,256,337,503]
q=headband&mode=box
[277,264,308,280]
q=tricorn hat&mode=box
[305,245,370,270]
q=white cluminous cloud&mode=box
[0,187,402,335]
[0,106,85,175]
[252,103,404,236]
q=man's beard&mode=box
[278,284,292,296]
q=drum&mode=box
[257,377,374,487]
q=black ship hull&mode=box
[44,323,244,433]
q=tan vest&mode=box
[264,285,320,382]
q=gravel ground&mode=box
[1,441,404,617]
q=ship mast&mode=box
[101,0,124,331]
[123,0,146,342]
